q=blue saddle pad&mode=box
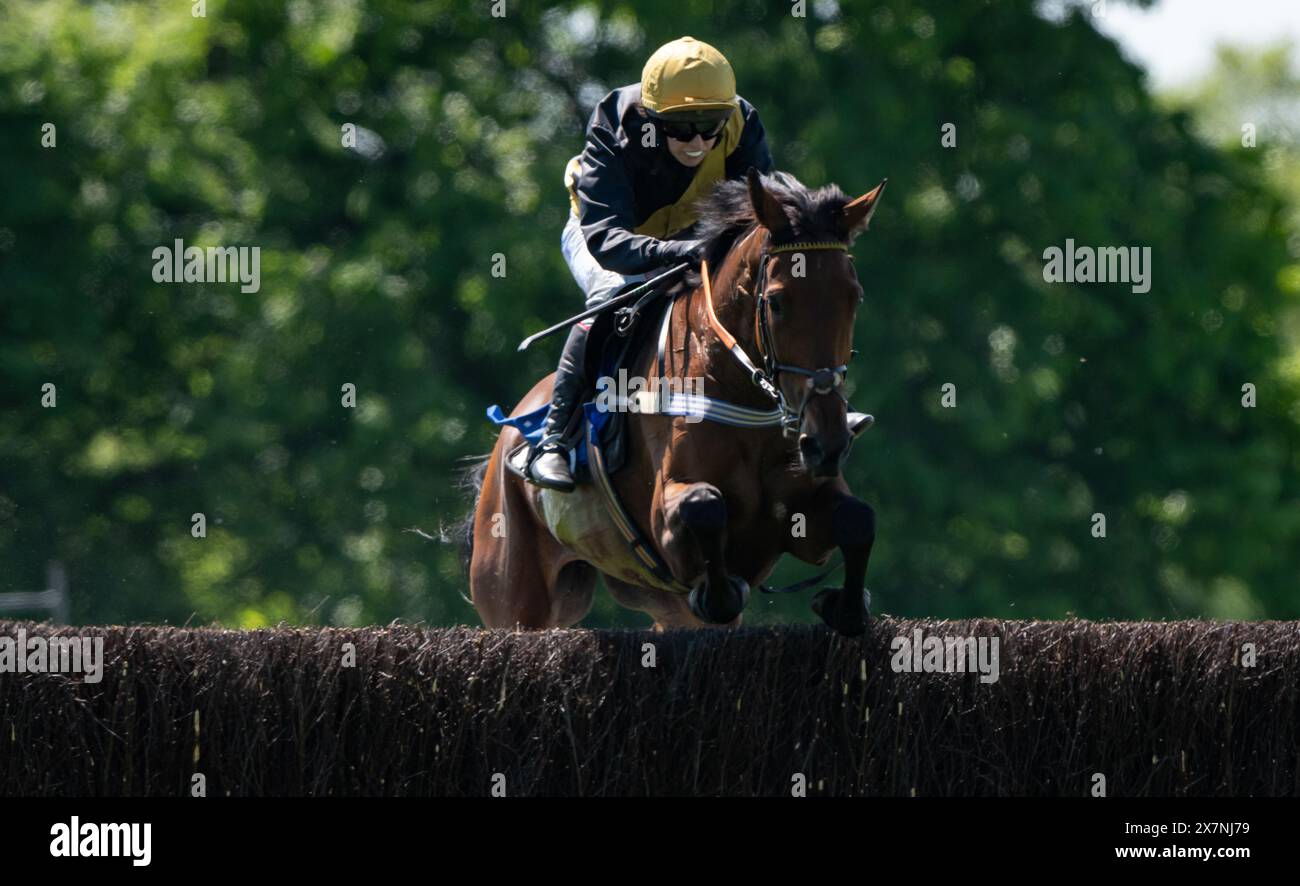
[485,402,611,467]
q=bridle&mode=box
[701,232,856,437]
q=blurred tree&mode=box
[1172,40,1300,350]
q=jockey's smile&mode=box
[666,132,718,167]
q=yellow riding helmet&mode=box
[640,36,739,117]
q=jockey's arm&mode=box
[575,119,692,276]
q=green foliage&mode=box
[0,0,1296,627]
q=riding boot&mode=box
[526,322,590,492]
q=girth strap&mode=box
[584,403,692,594]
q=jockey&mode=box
[527,36,769,492]
[528,37,867,491]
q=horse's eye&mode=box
[768,295,783,316]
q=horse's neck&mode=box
[673,239,772,407]
[710,257,760,346]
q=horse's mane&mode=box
[671,170,853,294]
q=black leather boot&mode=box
[526,322,589,492]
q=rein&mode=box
[700,234,854,437]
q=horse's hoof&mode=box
[811,586,871,637]
[689,575,750,625]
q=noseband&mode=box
[701,235,855,437]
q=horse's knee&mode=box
[832,498,875,548]
[675,484,727,536]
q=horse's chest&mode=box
[716,483,802,571]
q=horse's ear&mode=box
[839,178,888,239]
[747,168,791,239]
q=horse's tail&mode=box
[456,454,492,578]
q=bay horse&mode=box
[467,169,886,636]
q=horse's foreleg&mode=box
[658,480,749,625]
[788,483,875,637]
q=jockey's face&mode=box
[666,132,717,168]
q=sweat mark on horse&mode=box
[465,169,887,636]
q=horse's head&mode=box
[738,169,887,477]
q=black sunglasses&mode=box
[658,118,727,142]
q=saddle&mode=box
[491,278,675,486]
